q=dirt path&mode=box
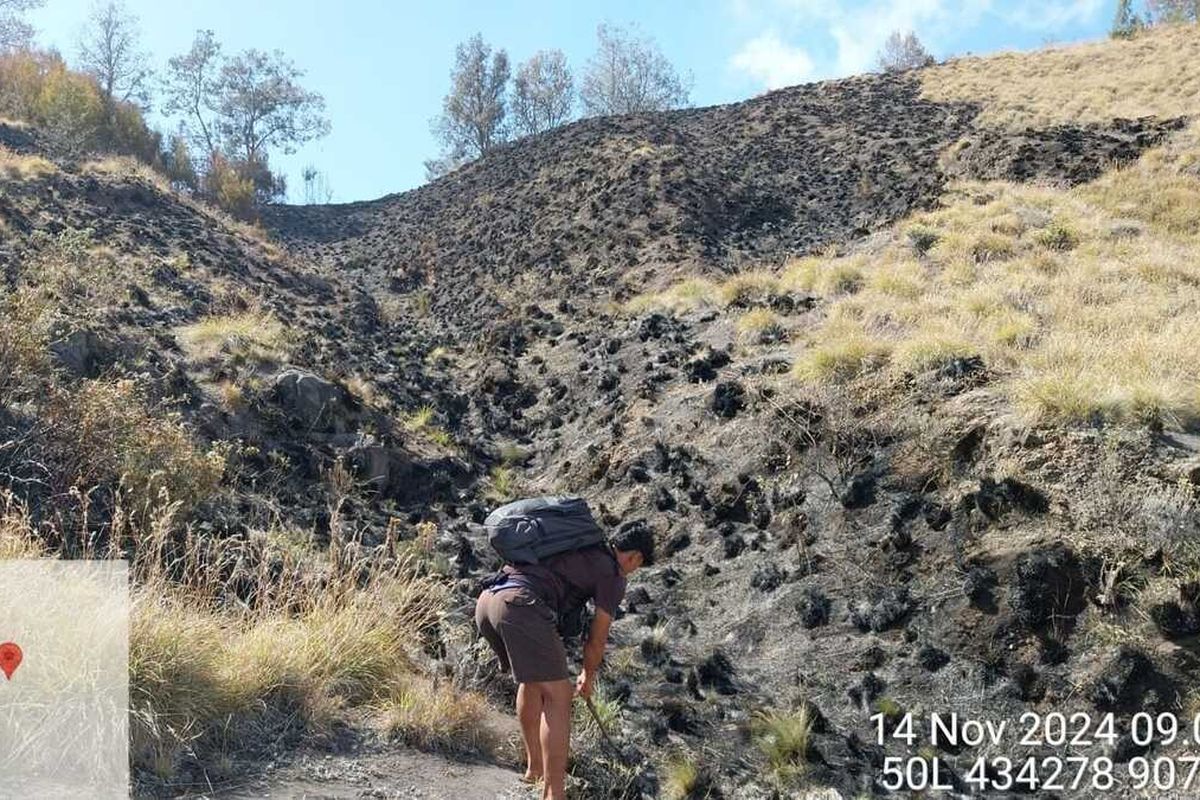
[213,746,534,799]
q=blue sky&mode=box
[30,0,1112,203]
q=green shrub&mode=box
[907,225,941,255]
[204,154,257,221]
[1036,222,1080,251]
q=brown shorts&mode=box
[475,586,569,684]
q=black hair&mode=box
[611,522,655,568]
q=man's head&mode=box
[611,524,655,576]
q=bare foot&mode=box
[521,770,543,784]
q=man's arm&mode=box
[575,608,612,698]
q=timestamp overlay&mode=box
[873,709,1200,797]
[0,561,129,798]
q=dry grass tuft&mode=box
[753,706,812,785]
[0,145,56,179]
[736,308,785,343]
[0,494,493,781]
[129,560,468,776]
[625,278,722,313]
[378,675,494,754]
[0,287,53,399]
[661,755,702,799]
[83,156,173,194]
[923,24,1200,129]
[43,379,226,517]
[176,311,288,366]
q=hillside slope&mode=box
[1,22,1199,800]
[265,72,1174,336]
[260,25,1200,799]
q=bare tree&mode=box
[428,34,510,179]
[162,29,222,157]
[301,164,333,204]
[511,49,574,137]
[77,0,150,115]
[215,49,330,165]
[1112,0,1146,37]
[579,24,690,116]
[0,0,42,52]
[1147,0,1199,23]
[423,151,469,182]
[875,30,935,73]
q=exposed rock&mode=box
[662,531,691,557]
[685,347,730,383]
[846,673,885,709]
[1091,647,1172,712]
[345,443,412,497]
[962,565,997,609]
[1149,582,1200,638]
[917,644,950,672]
[840,472,876,510]
[272,369,359,433]
[968,476,1049,520]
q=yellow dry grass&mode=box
[136,564,491,775]
[792,118,1200,427]
[0,144,56,179]
[0,492,493,780]
[736,308,785,341]
[176,311,287,365]
[631,29,1200,428]
[625,277,722,313]
[923,24,1200,128]
[83,155,173,193]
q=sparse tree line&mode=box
[875,31,936,73]
[0,0,330,218]
[426,24,691,180]
[1113,0,1199,37]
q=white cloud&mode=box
[728,0,985,82]
[728,0,1102,87]
[1004,0,1105,31]
[825,0,977,74]
[730,30,816,89]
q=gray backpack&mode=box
[485,496,606,564]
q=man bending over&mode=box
[475,525,654,800]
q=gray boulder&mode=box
[272,369,358,433]
[346,443,412,496]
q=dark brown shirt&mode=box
[506,545,626,617]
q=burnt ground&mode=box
[3,64,1197,799]
[261,70,1195,797]
[264,71,1194,797]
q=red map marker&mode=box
[0,642,22,680]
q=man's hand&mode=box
[575,669,595,698]
[577,608,611,700]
